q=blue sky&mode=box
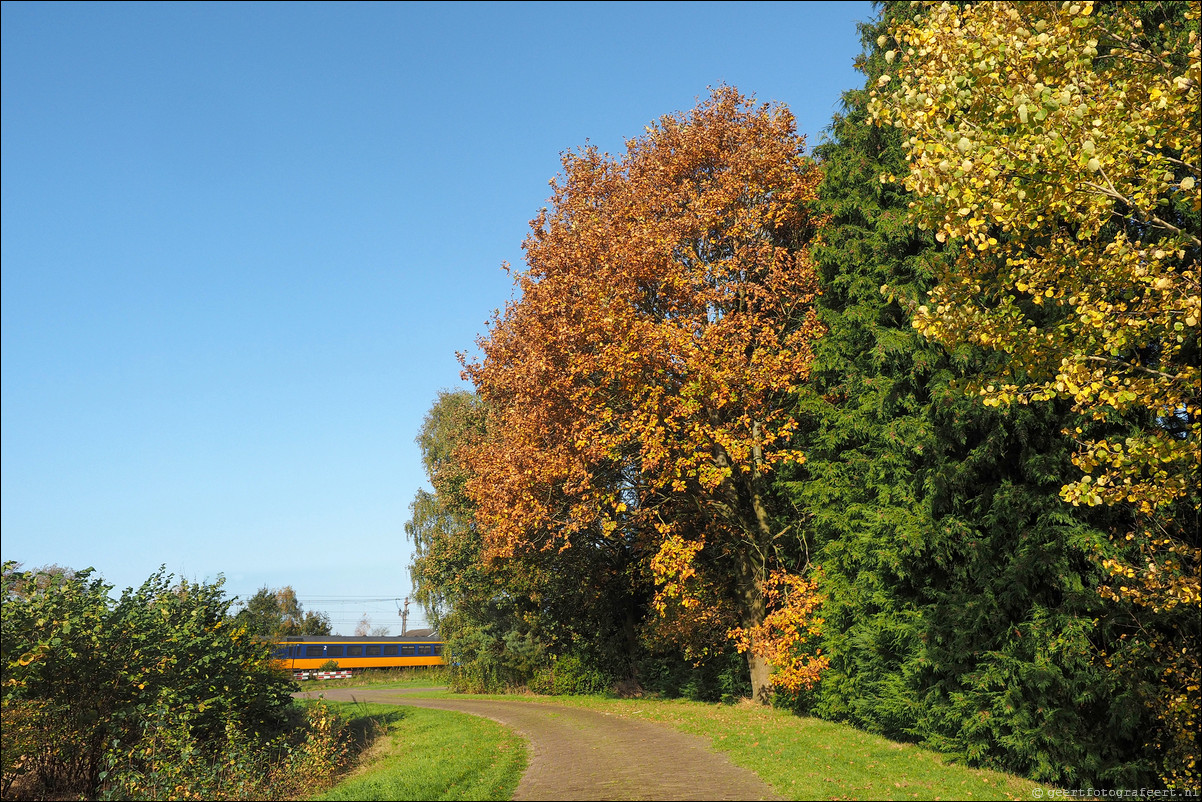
[2,0,874,633]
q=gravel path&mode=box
[297,687,782,801]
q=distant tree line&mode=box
[235,585,332,639]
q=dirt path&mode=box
[297,688,782,801]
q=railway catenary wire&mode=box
[292,595,430,635]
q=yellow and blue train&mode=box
[271,635,445,672]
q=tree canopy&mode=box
[405,4,1198,788]
[870,0,1199,613]
[460,86,828,699]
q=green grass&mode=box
[304,683,1049,801]
[309,702,525,802]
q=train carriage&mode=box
[272,634,445,672]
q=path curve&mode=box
[296,688,781,801]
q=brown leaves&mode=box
[460,87,826,664]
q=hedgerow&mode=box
[1,562,351,800]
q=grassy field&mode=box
[302,671,1047,801]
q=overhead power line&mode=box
[298,596,409,604]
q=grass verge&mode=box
[307,701,525,802]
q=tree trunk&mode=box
[709,435,778,703]
[735,544,773,702]
[743,421,777,703]
[746,647,774,704]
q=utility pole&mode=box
[400,597,409,636]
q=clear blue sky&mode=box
[2,0,874,633]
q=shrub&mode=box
[96,701,352,801]
[530,652,610,696]
[445,623,548,693]
[0,562,305,799]
[636,648,752,704]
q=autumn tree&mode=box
[870,0,1200,786]
[407,390,640,690]
[461,87,827,700]
[236,585,330,639]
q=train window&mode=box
[401,645,416,656]
[366,645,381,656]
[306,645,325,657]
[383,645,398,656]
[347,645,363,656]
[432,644,442,656]
[417,645,431,656]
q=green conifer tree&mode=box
[781,7,1153,786]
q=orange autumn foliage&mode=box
[729,570,829,693]
[459,87,827,695]
[645,534,735,664]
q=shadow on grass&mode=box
[340,704,409,758]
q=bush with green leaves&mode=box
[443,618,550,694]
[636,648,752,704]
[1,562,299,798]
[96,700,351,801]
[529,651,611,696]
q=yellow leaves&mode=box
[650,534,703,589]
[873,7,1200,729]
[728,570,829,693]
